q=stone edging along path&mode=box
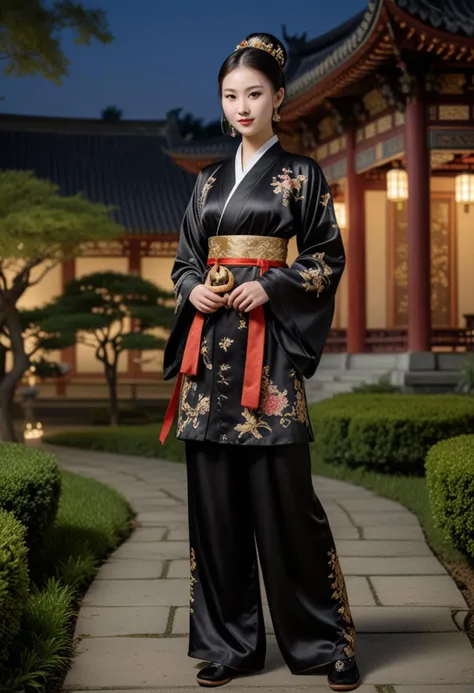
[44,444,474,693]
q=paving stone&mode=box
[331,526,361,539]
[338,498,406,512]
[62,634,374,689]
[128,527,169,542]
[359,633,474,685]
[128,509,189,522]
[112,541,190,560]
[168,560,190,578]
[340,556,446,575]
[363,526,425,540]
[349,511,420,526]
[335,540,432,557]
[168,527,190,541]
[394,687,474,693]
[173,605,457,636]
[345,577,377,606]
[75,606,169,636]
[350,606,457,633]
[95,559,163,580]
[67,688,377,693]
[371,576,468,607]
[83,579,189,607]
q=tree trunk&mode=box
[105,365,120,426]
[0,305,30,442]
[0,390,18,442]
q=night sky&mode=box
[1,0,367,124]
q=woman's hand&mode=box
[227,281,269,312]
[189,284,228,313]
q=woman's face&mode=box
[221,65,284,139]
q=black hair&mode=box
[218,32,287,96]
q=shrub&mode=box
[426,435,474,559]
[0,510,29,666]
[0,444,61,553]
[44,424,186,463]
[311,394,474,474]
[91,404,163,426]
[351,375,402,394]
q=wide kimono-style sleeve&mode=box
[256,159,345,379]
[162,170,210,380]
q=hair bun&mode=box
[234,32,286,68]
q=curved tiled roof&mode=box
[0,127,196,235]
[167,135,239,159]
[396,0,474,36]
[285,0,474,100]
[285,0,383,99]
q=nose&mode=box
[237,99,249,115]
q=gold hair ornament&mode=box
[234,38,285,67]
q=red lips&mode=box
[238,119,253,125]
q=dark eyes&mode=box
[225,92,262,99]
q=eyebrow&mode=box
[223,85,264,92]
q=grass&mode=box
[0,469,133,693]
[44,419,468,566]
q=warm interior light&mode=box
[455,173,474,212]
[386,168,408,202]
[333,202,346,229]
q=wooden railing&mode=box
[325,328,474,353]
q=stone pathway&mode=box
[45,444,474,693]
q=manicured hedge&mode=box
[0,509,29,665]
[426,435,474,559]
[310,394,474,474]
[44,424,186,463]
[0,443,62,553]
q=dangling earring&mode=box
[221,113,236,138]
[272,108,281,122]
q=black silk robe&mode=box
[162,141,345,446]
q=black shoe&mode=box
[327,657,361,691]
[196,662,235,687]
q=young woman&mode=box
[160,33,360,692]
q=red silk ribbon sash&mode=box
[159,257,286,444]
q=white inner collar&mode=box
[235,134,278,181]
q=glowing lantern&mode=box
[455,173,474,213]
[386,168,408,203]
[333,202,346,229]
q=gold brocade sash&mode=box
[208,235,288,263]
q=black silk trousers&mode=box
[185,440,357,674]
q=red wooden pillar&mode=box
[128,239,142,377]
[405,95,431,351]
[346,126,366,353]
[57,259,76,396]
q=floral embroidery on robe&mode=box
[219,337,234,352]
[190,547,197,614]
[298,252,333,295]
[200,337,212,370]
[174,292,182,314]
[320,192,331,207]
[328,548,356,658]
[199,175,216,209]
[271,168,307,207]
[234,367,310,439]
[177,376,211,435]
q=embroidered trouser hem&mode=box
[185,440,357,674]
